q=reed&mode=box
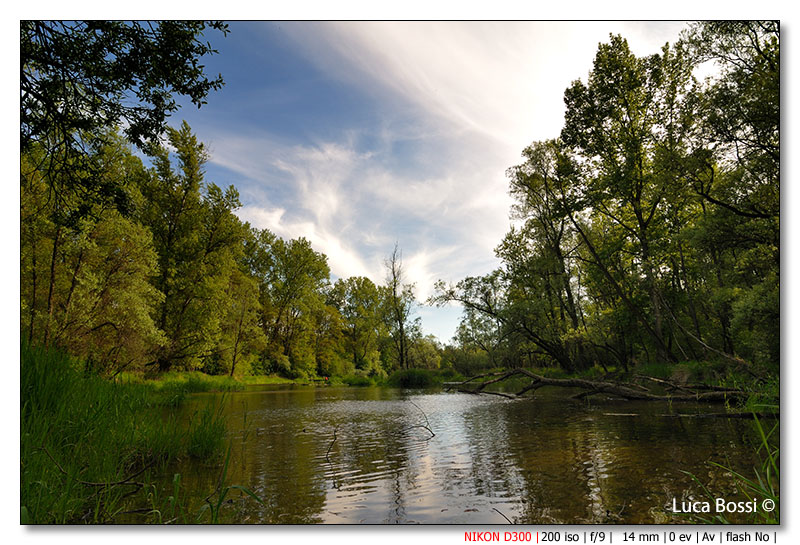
[20,341,229,523]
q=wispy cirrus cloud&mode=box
[212,128,507,302]
[186,21,688,341]
[281,21,687,149]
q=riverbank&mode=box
[21,340,777,524]
[115,367,467,392]
[121,360,777,411]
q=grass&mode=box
[21,341,229,524]
[187,398,228,459]
[632,359,779,411]
[121,370,324,390]
[238,374,296,385]
[135,371,246,393]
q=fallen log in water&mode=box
[447,368,750,403]
[602,412,779,419]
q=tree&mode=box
[679,21,779,369]
[138,122,245,371]
[453,306,507,368]
[408,332,442,370]
[21,21,228,222]
[439,26,779,373]
[255,236,331,377]
[560,35,698,363]
[681,22,778,222]
[21,134,164,375]
[431,272,518,367]
[308,302,348,379]
[216,268,265,377]
[383,245,416,370]
[329,276,385,373]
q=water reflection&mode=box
[164,387,767,524]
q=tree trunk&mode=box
[43,225,62,346]
[28,222,38,341]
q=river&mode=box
[154,385,771,524]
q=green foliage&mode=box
[432,367,464,382]
[436,25,779,382]
[187,400,228,460]
[21,135,164,375]
[386,368,440,388]
[408,332,442,369]
[22,21,228,150]
[22,111,441,390]
[214,268,266,377]
[329,276,386,374]
[147,372,246,394]
[20,342,228,524]
[440,343,492,375]
[730,273,779,370]
[21,21,229,227]
[340,374,375,387]
[139,122,247,372]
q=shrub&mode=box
[386,368,439,388]
[341,374,374,386]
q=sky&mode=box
[154,21,690,343]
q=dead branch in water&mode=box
[406,400,435,439]
[493,507,514,524]
[633,374,742,393]
[325,425,339,463]
[448,369,749,404]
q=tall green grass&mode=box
[196,445,264,523]
[339,374,375,386]
[21,341,228,523]
[187,399,228,459]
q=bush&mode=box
[386,368,439,388]
[341,374,374,386]
[433,367,463,381]
[153,372,245,394]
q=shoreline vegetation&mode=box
[21,21,779,403]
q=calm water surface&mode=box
[160,386,770,524]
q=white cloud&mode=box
[201,22,689,341]
[283,22,687,152]
[228,132,507,298]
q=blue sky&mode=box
[168,21,689,343]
